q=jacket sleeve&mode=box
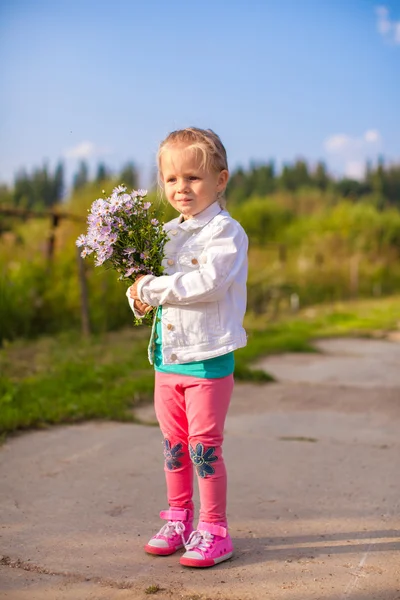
[137,219,248,306]
[126,287,147,319]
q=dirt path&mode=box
[1,338,399,600]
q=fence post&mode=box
[76,247,91,337]
[46,213,60,265]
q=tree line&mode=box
[0,157,399,211]
[226,159,400,207]
[0,161,139,210]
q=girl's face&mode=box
[160,144,228,220]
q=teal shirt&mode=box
[153,307,234,378]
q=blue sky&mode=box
[0,0,399,188]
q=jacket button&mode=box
[191,258,198,265]
[170,353,177,361]
[167,259,174,266]
[171,229,178,236]
[167,323,174,331]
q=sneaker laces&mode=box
[158,520,186,545]
[185,529,214,552]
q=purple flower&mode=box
[87,215,104,231]
[124,266,139,277]
[86,233,98,249]
[76,184,168,318]
[109,197,123,211]
[94,254,106,266]
[76,234,86,247]
[95,246,113,266]
[100,224,112,236]
[91,199,107,214]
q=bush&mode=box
[231,196,293,244]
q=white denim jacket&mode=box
[126,201,248,365]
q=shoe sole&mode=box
[144,543,184,556]
[180,551,233,568]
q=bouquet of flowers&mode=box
[76,185,168,325]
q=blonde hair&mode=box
[157,127,229,208]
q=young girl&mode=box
[127,127,248,568]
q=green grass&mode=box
[0,328,153,435]
[240,294,400,356]
[1,295,400,439]
[144,584,162,595]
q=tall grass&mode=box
[2,184,400,343]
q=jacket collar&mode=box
[177,201,222,231]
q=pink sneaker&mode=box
[180,522,234,567]
[144,508,194,556]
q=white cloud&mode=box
[364,129,381,143]
[345,161,366,180]
[64,141,110,160]
[375,5,400,45]
[324,134,353,153]
[324,130,381,154]
[324,129,382,180]
[376,6,391,34]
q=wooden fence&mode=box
[0,205,91,336]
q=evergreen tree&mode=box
[120,162,138,189]
[0,184,13,207]
[73,161,89,191]
[314,161,330,191]
[335,178,369,198]
[13,163,64,208]
[293,159,311,188]
[382,164,400,207]
[249,161,276,195]
[53,162,64,203]
[95,163,110,183]
[226,167,248,203]
[32,164,52,208]
[14,169,32,208]
[371,156,385,197]
[280,164,296,191]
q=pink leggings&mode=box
[154,371,234,524]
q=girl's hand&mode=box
[129,276,152,316]
[133,298,153,316]
[129,275,146,300]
